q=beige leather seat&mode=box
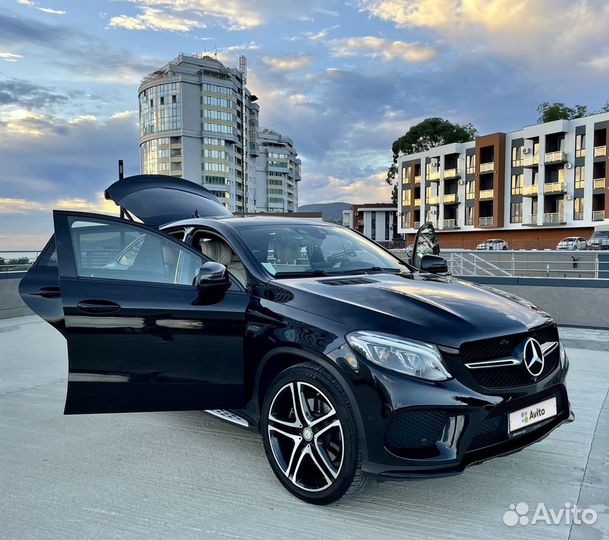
[199,238,247,286]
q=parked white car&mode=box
[556,237,587,250]
[476,239,509,250]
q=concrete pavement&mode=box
[1,316,608,540]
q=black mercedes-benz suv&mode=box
[20,175,573,504]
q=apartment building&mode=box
[398,112,609,248]
[138,53,261,213]
[255,129,301,212]
[342,203,399,242]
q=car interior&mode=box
[194,231,247,286]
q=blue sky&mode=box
[1,0,608,248]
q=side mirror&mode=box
[412,222,441,268]
[194,261,231,295]
[420,254,448,274]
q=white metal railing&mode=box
[523,184,538,196]
[543,212,565,224]
[522,154,540,166]
[479,216,494,226]
[544,181,565,193]
[593,210,605,221]
[544,150,567,164]
[428,171,440,181]
[443,193,459,204]
[594,178,606,189]
[594,145,607,157]
[441,250,605,279]
[442,219,458,229]
[479,162,494,173]
[0,250,41,272]
[574,212,584,220]
[479,189,494,200]
[524,213,538,225]
[414,175,421,184]
[444,168,459,179]
[428,196,439,205]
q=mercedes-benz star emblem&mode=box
[523,338,545,377]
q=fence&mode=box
[0,251,41,273]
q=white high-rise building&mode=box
[255,129,301,213]
[138,53,260,213]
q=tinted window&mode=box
[238,224,405,277]
[69,219,202,285]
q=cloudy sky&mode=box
[1,0,608,248]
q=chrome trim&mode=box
[465,357,521,369]
[206,409,250,427]
[541,341,558,356]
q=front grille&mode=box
[469,349,559,388]
[460,324,559,389]
[461,324,557,365]
[468,385,566,451]
[385,409,448,451]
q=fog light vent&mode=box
[384,409,449,453]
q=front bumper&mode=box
[349,356,572,478]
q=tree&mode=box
[391,184,398,204]
[536,102,589,123]
[601,100,609,113]
[386,117,477,186]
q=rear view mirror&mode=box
[412,223,440,268]
[194,261,231,296]
[419,255,448,274]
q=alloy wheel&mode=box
[267,381,344,492]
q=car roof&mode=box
[161,215,330,230]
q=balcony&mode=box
[414,175,421,184]
[443,193,459,204]
[594,178,606,190]
[414,198,421,207]
[522,153,540,167]
[543,212,565,224]
[544,181,566,194]
[466,166,476,175]
[511,186,523,196]
[594,145,607,158]
[524,214,538,225]
[428,171,440,181]
[576,149,586,158]
[479,162,494,174]
[428,195,439,205]
[593,210,605,221]
[413,221,421,228]
[479,216,494,227]
[442,219,458,229]
[522,184,538,196]
[574,212,584,220]
[479,189,494,200]
[544,151,567,164]
[466,190,475,200]
[444,168,460,179]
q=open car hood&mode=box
[105,174,232,227]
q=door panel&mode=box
[53,210,248,414]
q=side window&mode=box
[69,219,202,286]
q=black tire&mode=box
[260,362,372,505]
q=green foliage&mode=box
[536,101,609,123]
[391,184,398,204]
[601,100,609,113]
[386,117,477,185]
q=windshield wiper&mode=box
[273,270,331,278]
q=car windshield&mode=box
[592,231,609,238]
[238,223,407,277]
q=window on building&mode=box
[370,212,376,240]
[465,206,473,226]
[466,154,476,173]
[575,166,585,189]
[576,133,586,158]
[574,197,584,220]
[510,202,522,223]
[512,146,523,166]
[172,94,177,104]
[511,174,523,195]
[160,96,164,105]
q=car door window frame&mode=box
[53,210,244,292]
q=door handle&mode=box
[36,286,61,299]
[76,299,121,314]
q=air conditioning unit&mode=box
[566,162,573,169]
[458,179,465,185]
[522,147,530,154]
[565,193,573,200]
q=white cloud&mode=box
[262,55,313,71]
[37,7,66,15]
[114,0,263,31]
[359,0,609,70]
[0,52,23,62]
[111,110,137,120]
[109,7,206,32]
[0,194,118,215]
[330,36,436,62]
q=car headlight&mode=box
[346,331,451,381]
